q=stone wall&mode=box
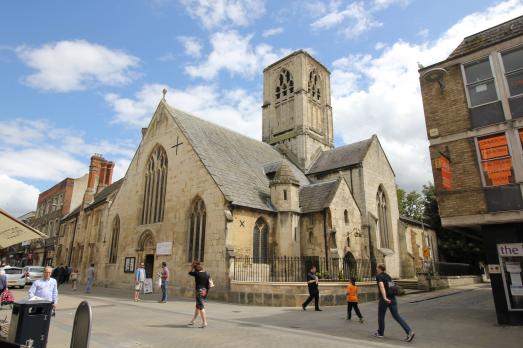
[417,274,483,290]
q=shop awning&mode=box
[0,208,47,249]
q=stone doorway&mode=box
[137,230,156,277]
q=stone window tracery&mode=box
[141,145,168,224]
[308,69,321,101]
[377,187,391,249]
[275,68,294,101]
[253,217,269,262]
[109,216,120,264]
[187,199,206,262]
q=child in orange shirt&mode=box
[346,278,364,322]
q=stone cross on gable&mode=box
[171,136,183,155]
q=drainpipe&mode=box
[323,208,329,271]
[67,216,78,266]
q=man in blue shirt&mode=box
[134,262,146,302]
[28,266,58,315]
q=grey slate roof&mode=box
[399,215,433,230]
[448,15,523,60]
[307,137,373,175]
[85,179,124,211]
[299,179,340,213]
[166,104,310,212]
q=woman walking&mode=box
[70,269,79,290]
[187,261,212,328]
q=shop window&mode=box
[477,133,514,186]
[463,58,499,107]
[502,47,523,97]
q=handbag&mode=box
[209,277,215,288]
[156,277,162,288]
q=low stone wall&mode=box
[97,280,380,307]
[417,275,482,290]
[225,281,378,307]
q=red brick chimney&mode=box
[83,154,103,205]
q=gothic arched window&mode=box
[377,187,390,249]
[109,216,120,264]
[308,69,321,101]
[253,218,269,263]
[275,68,294,101]
[141,145,168,224]
[187,199,206,262]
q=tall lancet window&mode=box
[109,216,120,264]
[275,68,294,101]
[187,199,206,262]
[141,145,168,224]
[308,69,321,101]
[376,187,390,249]
[253,218,269,263]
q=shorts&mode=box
[135,282,144,291]
[195,288,207,309]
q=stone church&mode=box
[59,50,402,296]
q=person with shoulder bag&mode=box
[187,261,211,328]
[373,263,415,342]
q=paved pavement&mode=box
[2,283,522,348]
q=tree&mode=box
[397,188,424,221]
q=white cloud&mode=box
[0,119,135,184]
[262,27,284,38]
[331,0,523,191]
[17,40,139,92]
[158,52,177,62]
[106,83,261,139]
[0,175,40,217]
[372,0,411,10]
[185,31,290,80]
[311,1,382,39]
[180,0,266,30]
[177,36,202,58]
[417,28,429,39]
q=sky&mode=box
[1,0,523,216]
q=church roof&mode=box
[299,179,339,213]
[448,15,523,60]
[271,159,300,185]
[307,137,373,175]
[166,104,310,212]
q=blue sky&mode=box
[1,0,522,216]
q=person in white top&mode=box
[134,262,146,302]
[28,266,58,316]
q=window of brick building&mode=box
[502,46,523,97]
[463,58,499,107]
[476,133,515,186]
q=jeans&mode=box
[302,291,319,310]
[161,280,168,302]
[85,277,93,293]
[378,297,411,335]
[347,302,362,319]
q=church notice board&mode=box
[478,133,514,186]
[498,243,523,311]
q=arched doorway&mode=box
[343,251,357,280]
[137,230,156,278]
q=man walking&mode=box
[134,262,146,301]
[85,263,95,293]
[28,266,58,316]
[158,262,169,303]
[373,263,415,342]
[302,265,321,311]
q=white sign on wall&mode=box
[498,243,523,256]
[156,242,172,256]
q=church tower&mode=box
[262,50,334,170]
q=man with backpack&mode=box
[373,263,415,342]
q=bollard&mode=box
[8,300,52,348]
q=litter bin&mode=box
[8,299,53,348]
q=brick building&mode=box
[31,174,89,266]
[419,16,523,325]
